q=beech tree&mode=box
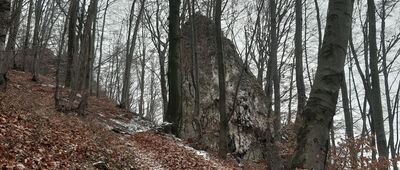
[291,0,355,168]
[294,0,306,126]
[77,0,99,114]
[367,0,389,163]
[214,0,228,159]
[31,0,44,81]
[165,0,182,137]
[65,0,79,88]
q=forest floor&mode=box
[0,70,265,169]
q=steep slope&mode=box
[0,70,263,169]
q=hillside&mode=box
[0,70,265,169]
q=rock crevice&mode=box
[180,14,269,160]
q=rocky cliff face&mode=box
[180,14,269,161]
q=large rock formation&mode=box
[180,15,269,161]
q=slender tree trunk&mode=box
[120,0,136,108]
[96,0,110,97]
[88,4,98,96]
[31,0,43,82]
[314,0,322,52]
[304,1,313,87]
[0,0,11,89]
[65,0,79,87]
[291,0,355,168]
[22,0,34,72]
[77,0,98,114]
[265,0,282,168]
[55,17,68,109]
[380,1,397,168]
[120,0,145,110]
[147,61,156,120]
[139,24,146,116]
[294,0,306,129]
[6,0,23,69]
[368,0,389,165]
[189,0,201,140]
[166,0,182,137]
[288,56,295,124]
[214,0,228,159]
[341,72,357,166]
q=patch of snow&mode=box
[110,117,155,134]
[177,143,210,160]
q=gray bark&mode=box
[368,0,389,164]
[96,0,110,98]
[165,0,182,136]
[120,0,145,110]
[31,0,43,81]
[22,0,34,71]
[55,17,68,109]
[139,23,146,116]
[294,0,306,129]
[77,0,98,114]
[0,0,10,88]
[291,0,355,168]
[215,0,228,159]
[65,0,79,87]
[341,72,357,165]
[265,0,282,169]
[380,0,397,168]
[6,0,23,68]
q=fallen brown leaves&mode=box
[130,132,232,170]
[0,70,248,169]
[0,70,135,169]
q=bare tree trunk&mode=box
[65,0,79,87]
[55,17,68,109]
[96,0,110,98]
[380,1,397,168]
[166,0,182,137]
[88,4,98,96]
[139,23,146,116]
[368,0,389,165]
[0,0,11,89]
[294,0,306,130]
[188,0,201,141]
[31,0,43,82]
[145,0,168,115]
[341,72,356,166]
[214,0,228,159]
[304,1,313,87]
[120,0,145,110]
[22,0,34,72]
[147,61,156,120]
[77,0,98,114]
[265,0,282,169]
[288,56,295,124]
[314,0,322,52]
[6,0,23,69]
[291,0,355,168]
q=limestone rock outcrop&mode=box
[180,14,269,160]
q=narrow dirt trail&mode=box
[128,132,233,170]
